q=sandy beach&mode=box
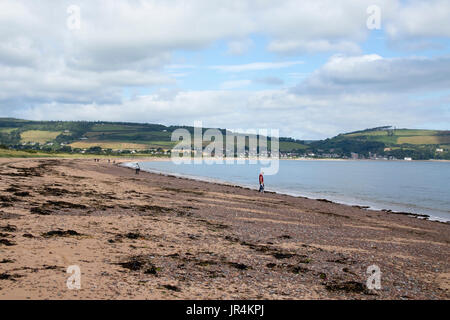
[0,158,448,299]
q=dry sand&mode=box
[0,158,448,299]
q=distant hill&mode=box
[0,119,448,159]
[0,118,306,153]
[309,126,450,159]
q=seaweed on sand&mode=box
[42,230,82,238]
[116,255,159,275]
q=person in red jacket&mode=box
[259,171,264,193]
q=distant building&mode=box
[436,148,444,152]
[404,157,412,161]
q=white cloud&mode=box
[0,62,175,108]
[0,0,449,139]
[7,54,450,139]
[211,61,303,72]
[0,0,389,72]
[0,38,40,67]
[165,64,196,69]
[268,40,361,55]
[220,80,252,90]
[292,54,450,95]
[0,0,448,73]
[220,77,284,90]
[227,38,253,55]
[385,0,450,39]
[254,77,284,86]
[12,87,448,140]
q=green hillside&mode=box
[0,119,448,159]
[0,118,306,154]
[309,126,450,160]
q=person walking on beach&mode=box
[259,171,264,193]
[135,163,140,175]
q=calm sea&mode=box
[132,160,450,222]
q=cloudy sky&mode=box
[1,0,449,139]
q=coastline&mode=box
[0,158,448,299]
[123,160,449,223]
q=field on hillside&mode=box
[279,141,308,151]
[345,129,449,146]
[0,148,65,158]
[0,127,16,133]
[90,123,151,131]
[20,130,62,144]
[70,141,151,150]
[347,129,440,137]
[397,135,450,145]
[71,141,176,149]
[0,147,165,158]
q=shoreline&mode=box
[2,151,449,163]
[0,158,449,299]
[122,161,449,224]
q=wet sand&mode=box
[0,158,448,299]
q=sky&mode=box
[0,0,449,139]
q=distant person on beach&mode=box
[135,163,140,175]
[259,171,264,193]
